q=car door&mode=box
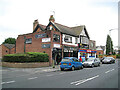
[73,58,79,68]
[94,59,97,66]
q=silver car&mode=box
[83,58,100,68]
[102,57,115,64]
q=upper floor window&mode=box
[81,36,89,45]
[26,38,32,44]
[75,37,78,44]
[64,35,72,43]
[53,34,60,42]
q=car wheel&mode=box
[81,65,83,69]
[91,64,94,68]
[98,63,100,67]
[61,68,64,71]
[71,66,75,71]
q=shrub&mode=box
[116,54,120,58]
[2,52,49,63]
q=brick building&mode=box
[0,44,15,58]
[16,15,96,65]
[96,46,105,57]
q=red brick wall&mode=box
[2,45,10,56]
[16,35,25,53]
[16,30,62,66]
[10,47,15,54]
[96,50,104,56]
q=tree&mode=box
[106,35,113,55]
[2,37,16,44]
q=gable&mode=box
[80,29,87,36]
[33,24,46,33]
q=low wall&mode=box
[98,55,116,59]
[1,62,49,68]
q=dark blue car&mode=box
[60,57,83,71]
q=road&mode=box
[1,59,120,89]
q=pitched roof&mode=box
[3,44,15,49]
[33,24,46,33]
[96,46,105,51]
[34,21,90,38]
[54,23,78,36]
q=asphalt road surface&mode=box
[1,59,120,89]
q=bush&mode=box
[116,54,120,58]
[2,52,49,63]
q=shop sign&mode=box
[42,38,51,42]
[54,44,60,48]
[87,50,91,53]
[42,44,51,48]
[35,33,46,38]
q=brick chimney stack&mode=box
[33,19,39,31]
[49,15,55,23]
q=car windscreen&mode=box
[62,59,71,62]
[104,57,112,59]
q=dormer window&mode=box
[50,26,52,30]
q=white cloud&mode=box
[0,0,118,46]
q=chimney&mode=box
[49,15,55,23]
[33,19,39,31]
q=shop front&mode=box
[63,45,78,58]
[78,49,97,62]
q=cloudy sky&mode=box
[0,0,118,47]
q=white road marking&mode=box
[1,81,15,85]
[46,74,54,76]
[70,75,99,86]
[28,77,38,80]
[105,69,115,73]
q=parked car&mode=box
[83,58,100,68]
[102,57,115,64]
[60,57,83,71]
[100,57,106,62]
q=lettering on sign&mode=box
[54,44,60,48]
[42,38,51,42]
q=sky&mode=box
[0,0,119,47]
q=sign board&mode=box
[35,33,46,38]
[42,44,51,48]
[42,38,51,42]
[87,50,91,53]
[54,44,60,48]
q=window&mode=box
[26,38,32,44]
[81,36,89,44]
[73,58,79,62]
[64,35,72,43]
[53,34,60,42]
[75,37,78,44]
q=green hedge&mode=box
[2,52,49,63]
[116,54,120,58]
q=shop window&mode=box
[64,35,72,43]
[26,38,32,44]
[53,34,60,42]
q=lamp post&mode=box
[109,28,118,55]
